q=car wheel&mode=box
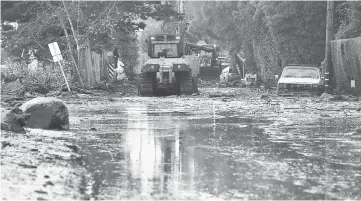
[317,86,325,96]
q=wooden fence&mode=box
[79,48,108,88]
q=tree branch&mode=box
[62,0,80,53]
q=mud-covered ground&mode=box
[1,87,361,200]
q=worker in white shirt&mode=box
[114,59,128,81]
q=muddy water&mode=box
[74,103,361,200]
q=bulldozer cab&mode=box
[147,34,184,58]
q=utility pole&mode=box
[324,0,334,93]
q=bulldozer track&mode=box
[138,72,154,96]
[178,71,194,95]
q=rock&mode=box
[357,107,361,112]
[20,97,69,130]
[1,107,30,133]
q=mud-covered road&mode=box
[2,87,361,200]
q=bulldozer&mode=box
[137,34,199,96]
[198,44,222,80]
[137,34,222,96]
[137,0,221,96]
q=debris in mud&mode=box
[320,93,350,101]
[1,107,30,133]
[320,92,334,100]
[18,163,38,169]
[1,79,24,97]
[222,98,232,102]
[2,95,25,103]
[1,141,11,149]
[34,190,48,194]
[1,77,53,97]
[198,79,218,88]
[208,94,235,98]
[20,97,69,130]
[64,143,80,153]
[218,80,245,88]
[260,94,271,100]
[44,181,54,186]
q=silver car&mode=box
[276,65,325,96]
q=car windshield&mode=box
[152,44,178,57]
[282,67,319,79]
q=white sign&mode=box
[351,80,355,88]
[48,42,63,62]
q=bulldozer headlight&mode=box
[176,36,181,40]
[174,64,184,69]
[150,37,155,40]
[146,64,159,70]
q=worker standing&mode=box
[114,59,128,82]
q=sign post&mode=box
[48,42,71,92]
[240,58,246,79]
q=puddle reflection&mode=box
[77,105,361,200]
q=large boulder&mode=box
[1,107,30,133]
[19,97,69,130]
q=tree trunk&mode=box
[60,1,84,87]
[56,10,84,87]
[62,1,81,54]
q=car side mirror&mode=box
[275,75,279,80]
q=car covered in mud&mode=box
[276,64,325,96]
